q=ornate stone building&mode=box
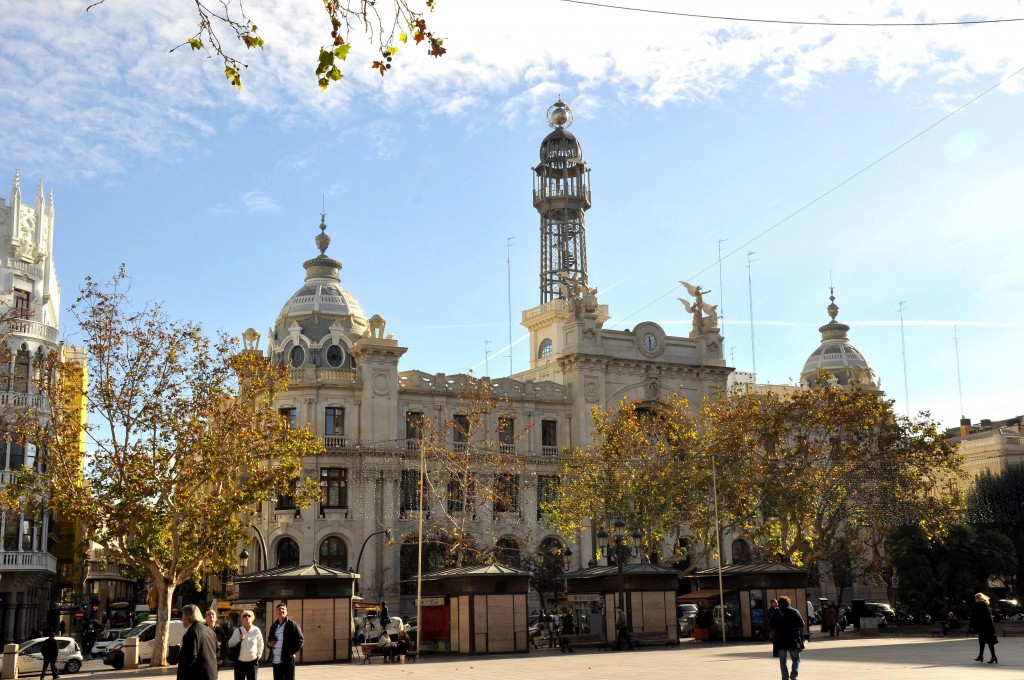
[244,101,733,614]
[0,170,84,641]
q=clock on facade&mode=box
[642,332,658,352]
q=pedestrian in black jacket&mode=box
[769,596,805,680]
[178,605,219,680]
[40,629,59,680]
[266,603,304,680]
[970,592,998,664]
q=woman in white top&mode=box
[228,610,265,680]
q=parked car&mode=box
[103,620,185,669]
[91,628,126,658]
[0,636,84,674]
[677,603,698,637]
[866,602,896,621]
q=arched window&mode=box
[494,537,521,567]
[325,345,345,368]
[399,533,453,594]
[319,536,348,569]
[276,537,300,568]
[289,345,305,367]
[538,339,553,359]
[731,538,752,565]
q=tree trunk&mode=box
[150,574,177,667]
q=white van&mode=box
[103,620,185,668]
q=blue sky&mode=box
[2,0,1022,429]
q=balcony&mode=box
[7,318,59,344]
[0,391,45,409]
[323,435,347,449]
[1,550,57,574]
[542,446,558,456]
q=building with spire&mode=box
[242,100,733,617]
[0,170,85,642]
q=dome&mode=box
[539,127,583,168]
[270,214,368,368]
[800,291,880,389]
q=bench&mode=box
[359,642,417,663]
[631,631,678,648]
[562,633,612,652]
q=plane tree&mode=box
[544,394,703,564]
[700,377,964,591]
[1,267,323,666]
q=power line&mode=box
[618,63,1024,325]
[558,1,1024,26]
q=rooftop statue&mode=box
[678,281,719,335]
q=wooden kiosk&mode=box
[235,564,358,663]
[685,563,809,640]
[565,564,678,643]
[420,564,531,655]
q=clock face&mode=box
[642,332,657,351]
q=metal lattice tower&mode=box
[534,99,592,303]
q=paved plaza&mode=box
[72,635,1019,680]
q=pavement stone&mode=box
[73,635,1019,680]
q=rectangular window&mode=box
[541,419,558,455]
[447,472,475,513]
[537,475,558,520]
[13,289,29,319]
[325,407,345,447]
[320,467,348,509]
[453,414,470,451]
[279,407,297,428]
[8,442,24,469]
[498,416,515,454]
[400,469,426,512]
[276,479,297,511]
[494,473,519,513]
[406,411,424,450]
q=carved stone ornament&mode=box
[584,381,599,403]
[372,372,391,395]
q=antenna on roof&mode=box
[746,251,758,380]
[954,325,965,418]
[717,239,728,326]
[897,300,909,417]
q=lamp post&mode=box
[354,528,394,596]
[597,519,642,612]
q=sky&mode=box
[2,0,1022,430]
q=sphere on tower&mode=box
[547,99,574,128]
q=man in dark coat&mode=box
[177,604,219,680]
[770,596,805,680]
[266,603,304,680]
[40,629,60,680]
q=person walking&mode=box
[970,592,998,664]
[770,596,805,680]
[822,604,838,638]
[266,603,304,680]
[205,609,228,667]
[614,607,632,650]
[228,610,264,680]
[178,604,218,680]
[39,629,59,680]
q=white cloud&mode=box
[242,190,280,212]
[3,1,1024,175]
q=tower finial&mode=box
[827,287,839,321]
[10,168,21,203]
[316,211,330,255]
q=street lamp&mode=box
[355,528,394,596]
[597,519,642,612]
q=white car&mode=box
[1,636,84,674]
[355,614,404,644]
[90,628,126,658]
